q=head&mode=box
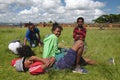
[14,57,27,72]
[28,23,35,32]
[77,17,84,26]
[17,45,35,58]
[51,23,63,37]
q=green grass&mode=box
[0,27,120,80]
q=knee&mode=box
[76,40,84,47]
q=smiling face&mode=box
[53,27,62,37]
[77,17,84,26]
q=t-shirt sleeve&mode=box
[25,30,31,41]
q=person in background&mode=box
[73,17,87,42]
[73,17,87,52]
[73,17,97,71]
[24,23,42,48]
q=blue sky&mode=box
[0,0,119,23]
[96,0,120,14]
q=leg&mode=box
[30,40,35,47]
[71,40,84,67]
[71,40,88,74]
[83,58,97,65]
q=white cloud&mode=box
[65,0,105,10]
[18,6,39,15]
[0,0,106,23]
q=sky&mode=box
[0,0,119,23]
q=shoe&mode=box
[72,67,88,74]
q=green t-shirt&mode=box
[43,34,60,58]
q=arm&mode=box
[36,28,43,45]
[79,27,87,41]
[41,57,56,69]
[37,32,43,45]
[24,30,31,45]
[24,37,27,45]
[29,56,46,63]
[29,56,55,68]
[73,28,80,41]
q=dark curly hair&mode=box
[51,22,63,32]
[77,17,84,23]
[17,45,35,57]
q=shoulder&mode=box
[35,27,39,30]
[48,34,57,39]
[44,34,57,41]
[26,29,30,34]
[34,27,39,32]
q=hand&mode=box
[38,41,43,47]
[48,57,56,67]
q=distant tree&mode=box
[48,21,53,24]
[93,14,120,23]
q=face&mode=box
[29,25,34,32]
[53,28,61,37]
[24,59,33,68]
[77,19,84,26]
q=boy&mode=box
[24,23,42,48]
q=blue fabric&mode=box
[55,52,65,62]
[25,28,39,42]
[54,48,76,69]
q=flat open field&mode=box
[0,27,120,80]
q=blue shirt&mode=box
[25,28,39,41]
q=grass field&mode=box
[0,27,120,80]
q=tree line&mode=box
[93,14,120,23]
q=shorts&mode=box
[54,48,76,69]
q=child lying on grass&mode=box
[11,45,55,75]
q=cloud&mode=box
[18,6,39,15]
[65,0,105,10]
[0,0,105,23]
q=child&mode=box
[43,23,62,58]
[24,23,42,48]
[73,17,87,42]
[73,17,87,53]
[11,45,55,75]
